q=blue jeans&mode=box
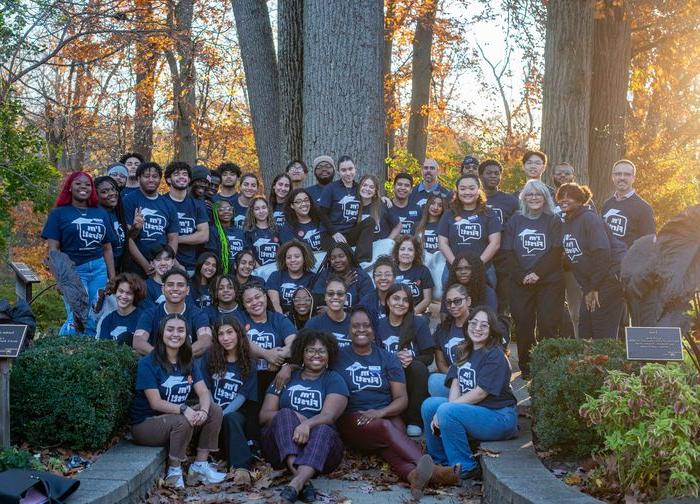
[60,257,108,337]
[421,397,517,472]
[428,373,449,397]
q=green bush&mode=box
[530,338,639,457]
[581,363,700,500]
[10,336,137,450]
[0,447,42,471]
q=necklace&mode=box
[73,204,88,217]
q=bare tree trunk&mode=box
[303,0,385,179]
[406,0,438,164]
[133,0,157,161]
[541,0,594,184]
[232,0,280,189]
[278,0,303,166]
[587,0,631,204]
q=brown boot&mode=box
[407,454,434,499]
[430,464,460,487]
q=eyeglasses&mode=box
[304,347,328,356]
[293,197,310,205]
[288,165,305,172]
[445,297,466,307]
[326,291,346,299]
[468,320,490,330]
[524,193,544,199]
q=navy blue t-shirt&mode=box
[145,278,165,307]
[122,191,179,259]
[206,306,245,326]
[395,265,434,305]
[312,267,374,309]
[387,202,422,236]
[266,270,315,312]
[361,204,400,240]
[136,302,210,346]
[445,346,516,409]
[206,225,246,264]
[42,205,114,265]
[102,207,126,262]
[165,194,208,270]
[409,182,452,209]
[229,196,248,230]
[306,184,326,204]
[98,307,142,344]
[268,369,349,418]
[359,291,387,320]
[199,353,258,407]
[433,322,466,365]
[502,212,563,283]
[279,220,325,252]
[437,208,502,261]
[244,226,280,266]
[189,281,214,309]
[305,312,351,348]
[319,180,360,233]
[272,203,286,229]
[376,315,434,356]
[120,186,140,200]
[130,353,204,424]
[601,193,655,248]
[486,191,519,225]
[238,311,296,370]
[333,346,405,413]
[421,221,440,254]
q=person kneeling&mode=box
[260,329,349,503]
[422,307,518,481]
[130,314,225,488]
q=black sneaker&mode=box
[299,482,316,503]
[460,465,483,481]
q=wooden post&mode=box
[0,359,10,448]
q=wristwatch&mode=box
[179,403,187,414]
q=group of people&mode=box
[40,149,655,501]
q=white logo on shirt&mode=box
[563,234,582,261]
[301,228,321,250]
[455,219,482,243]
[160,375,191,403]
[519,228,546,254]
[140,208,167,238]
[177,212,196,235]
[346,362,383,390]
[213,371,243,405]
[444,336,463,364]
[110,326,127,341]
[382,335,400,353]
[252,238,278,263]
[72,217,106,248]
[603,209,628,237]
[332,332,351,348]
[457,362,476,394]
[338,195,360,222]
[287,384,322,413]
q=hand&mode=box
[356,409,384,426]
[193,409,208,426]
[523,273,539,285]
[266,347,287,367]
[585,290,600,312]
[273,364,293,393]
[140,262,155,276]
[342,269,358,286]
[396,349,414,368]
[332,232,347,244]
[183,407,198,426]
[381,196,393,208]
[431,415,440,434]
[132,208,144,232]
[292,422,311,444]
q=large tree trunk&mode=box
[406,0,438,164]
[587,0,631,204]
[384,0,397,157]
[303,0,385,179]
[232,0,280,189]
[541,0,594,185]
[278,0,303,167]
[132,0,157,161]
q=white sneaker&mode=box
[187,462,227,485]
[407,424,423,437]
[164,467,184,489]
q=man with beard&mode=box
[213,162,241,207]
[165,162,209,274]
[307,155,335,203]
[409,158,452,210]
[460,154,480,176]
[123,162,179,277]
[107,163,128,190]
[119,152,145,199]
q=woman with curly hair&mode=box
[266,240,316,314]
[200,315,258,471]
[260,329,348,503]
[280,188,329,254]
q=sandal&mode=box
[278,485,299,503]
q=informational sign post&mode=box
[10,262,40,303]
[625,327,684,362]
[0,324,28,448]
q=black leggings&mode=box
[321,217,376,263]
[402,360,429,427]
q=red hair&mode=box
[54,171,98,207]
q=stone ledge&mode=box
[66,441,166,504]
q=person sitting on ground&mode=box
[98,272,146,345]
[311,242,373,310]
[129,314,225,489]
[421,306,518,481]
[431,284,471,397]
[287,287,314,331]
[305,276,352,349]
[333,306,459,495]
[360,255,397,319]
[266,240,316,314]
[393,235,434,315]
[189,252,220,309]
[144,244,175,307]
[260,329,349,504]
[199,315,258,473]
[133,268,212,356]
[376,284,434,437]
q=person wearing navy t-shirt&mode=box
[230,173,259,230]
[119,152,144,199]
[188,252,219,309]
[207,199,246,274]
[143,244,175,308]
[438,173,502,288]
[232,249,265,293]
[243,196,280,267]
[42,171,116,336]
[393,236,434,314]
[211,162,241,209]
[98,273,146,345]
[164,162,209,273]
[415,194,446,255]
[358,174,401,241]
[306,277,352,348]
[122,162,179,277]
[307,155,336,204]
[377,285,434,437]
[318,155,375,262]
[387,173,422,236]
[199,315,258,469]
[558,183,626,340]
[442,252,498,312]
[601,159,655,249]
[502,180,564,377]
[430,284,471,397]
[130,314,225,489]
[409,158,452,209]
[422,308,517,481]
[95,175,128,271]
[279,188,328,253]
[269,173,292,229]
[312,243,373,310]
[205,274,244,325]
[133,268,213,356]
[260,330,348,502]
[512,150,557,200]
[267,241,315,314]
[334,306,456,491]
[360,256,397,320]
